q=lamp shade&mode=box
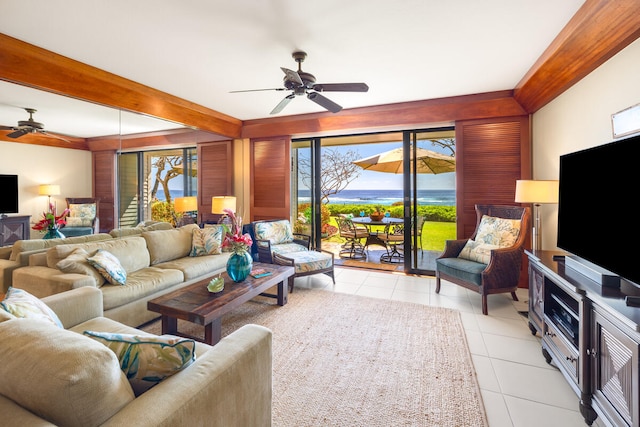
[38,184,60,196]
[515,180,559,204]
[211,196,236,214]
[174,196,197,213]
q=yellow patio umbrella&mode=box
[352,147,455,174]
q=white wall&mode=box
[0,140,92,239]
[533,37,640,250]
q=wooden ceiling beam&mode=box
[0,33,242,139]
[514,0,640,113]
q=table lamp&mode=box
[515,180,558,252]
[38,184,60,212]
[211,196,237,224]
[174,196,198,223]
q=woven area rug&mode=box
[142,289,487,427]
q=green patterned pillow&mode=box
[0,287,63,328]
[83,331,196,395]
[87,249,127,285]
[190,226,223,256]
[458,240,500,264]
[254,220,294,245]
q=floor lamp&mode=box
[515,180,559,252]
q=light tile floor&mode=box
[292,266,602,427]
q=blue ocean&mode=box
[298,189,455,206]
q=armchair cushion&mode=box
[436,257,486,287]
[254,220,294,245]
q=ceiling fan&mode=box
[231,51,369,115]
[0,107,71,143]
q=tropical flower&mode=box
[221,208,253,255]
[32,203,70,232]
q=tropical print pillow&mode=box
[83,331,196,395]
[0,287,63,328]
[254,220,294,245]
[190,226,223,256]
[87,249,127,285]
[67,203,96,227]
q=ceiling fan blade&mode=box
[40,130,71,143]
[307,92,342,113]
[0,125,16,131]
[229,88,285,93]
[312,83,369,92]
[270,93,295,115]
[280,67,303,86]
[6,128,29,138]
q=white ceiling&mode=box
[0,0,585,138]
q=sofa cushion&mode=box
[155,252,231,281]
[0,319,135,427]
[100,267,185,311]
[47,236,150,274]
[190,226,223,256]
[56,247,105,286]
[0,287,63,328]
[9,233,113,261]
[254,220,294,245]
[0,307,15,323]
[142,224,199,265]
[88,249,128,285]
[83,331,196,395]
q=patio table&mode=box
[351,217,404,254]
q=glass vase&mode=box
[43,228,65,240]
[226,251,253,282]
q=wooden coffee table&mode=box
[147,262,294,345]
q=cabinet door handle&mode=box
[545,331,556,338]
[586,348,597,358]
[566,355,577,363]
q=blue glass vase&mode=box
[43,228,65,240]
[226,251,253,282]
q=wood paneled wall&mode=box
[197,141,234,223]
[92,151,117,232]
[250,138,291,221]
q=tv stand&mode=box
[527,250,640,426]
[0,215,30,246]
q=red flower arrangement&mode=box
[221,208,253,255]
[32,203,70,233]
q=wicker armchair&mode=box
[435,204,531,315]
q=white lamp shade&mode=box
[174,196,197,212]
[515,180,559,204]
[211,196,236,214]
[38,184,60,196]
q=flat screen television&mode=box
[0,174,19,216]
[558,133,640,286]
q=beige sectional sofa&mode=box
[12,224,231,327]
[0,233,114,293]
[0,287,272,426]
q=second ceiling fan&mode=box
[232,51,369,115]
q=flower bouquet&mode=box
[32,203,70,239]
[221,208,254,282]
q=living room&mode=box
[1,2,640,426]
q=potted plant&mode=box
[369,205,385,221]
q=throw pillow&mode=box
[458,240,500,264]
[56,247,105,286]
[458,215,522,264]
[190,226,223,256]
[87,249,127,285]
[0,287,63,328]
[67,203,97,227]
[83,331,196,396]
[474,215,521,247]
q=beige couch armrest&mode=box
[42,287,103,328]
[102,324,273,427]
[28,252,48,266]
[0,246,11,260]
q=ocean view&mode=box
[158,189,455,207]
[299,189,455,206]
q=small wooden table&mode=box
[147,263,294,345]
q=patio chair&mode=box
[378,222,405,263]
[411,215,427,257]
[335,216,368,259]
[252,219,335,292]
[435,204,530,315]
